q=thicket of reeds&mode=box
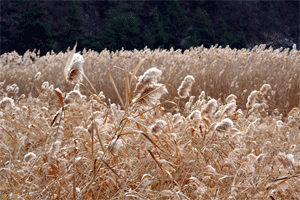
[0,43,300,199]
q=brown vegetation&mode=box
[0,44,300,199]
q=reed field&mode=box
[0,43,300,199]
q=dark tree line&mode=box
[1,0,247,56]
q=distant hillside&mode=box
[1,1,299,55]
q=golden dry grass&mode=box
[0,44,300,199]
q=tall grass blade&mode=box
[130,58,145,86]
[107,69,125,109]
[124,65,131,110]
[81,84,108,108]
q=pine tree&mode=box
[234,32,247,49]
[159,1,190,50]
[56,1,85,52]
[214,17,229,48]
[99,2,143,52]
[214,17,247,49]
[10,0,55,55]
[144,5,169,50]
[186,8,215,49]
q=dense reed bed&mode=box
[0,44,300,199]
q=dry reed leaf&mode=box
[94,121,105,152]
[81,84,108,108]
[124,65,130,109]
[0,125,18,144]
[50,112,59,127]
[148,149,164,175]
[119,130,143,136]
[141,132,164,152]
[107,69,125,109]
[130,58,145,85]
[80,72,97,94]
[98,157,120,179]
[54,88,64,107]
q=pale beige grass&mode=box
[0,45,300,199]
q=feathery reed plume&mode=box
[107,137,122,154]
[74,83,80,91]
[0,80,5,89]
[64,53,84,84]
[65,90,82,104]
[172,113,185,126]
[24,152,36,162]
[214,110,223,121]
[63,42,84,84]
[133,68,168,107]
[246,90,259,108]
[215,118,233,132]
[41,81,49,90]
[34,72,41,81]
[225,94,237,103]
[188,109,201,121]
[188,109,201,128]
[134,68,162,95]
[249,102,268,113]
[14,87,19,94]
[150,119,167,135]
[259,84,271,96]
[288,107,300,117]
[199,91,205,101]
[274,152,295,169]
[177,75,195,98]
[0,97,14,109]
[222,100,237,117]
[6,85,13,93]
[52,141,61,156]
[202,99,218,116]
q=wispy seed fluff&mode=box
[249,103,268,113]
[203,99,218,116]
[64,53,84,84]
[151,119,168,135]
[259,84,271,96]
[188,109,201,121]
[134,68,162,95]
[188,110,201,127]
[172,113,185,128]
[177,75,195,98]
[0,97,14,109]
[41,81,49,90]
[49,141,62,158]
[108,138,123,154]
[225,94,237,103]
[246,90,259,108]
[215,118,233,132]
[133,68,168,106]
[222,100,237,117]
[34,72,41,81]
[24,152,36,162]
[65,90,82,104]
[199,91,205,101]
[74,83,80,91]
